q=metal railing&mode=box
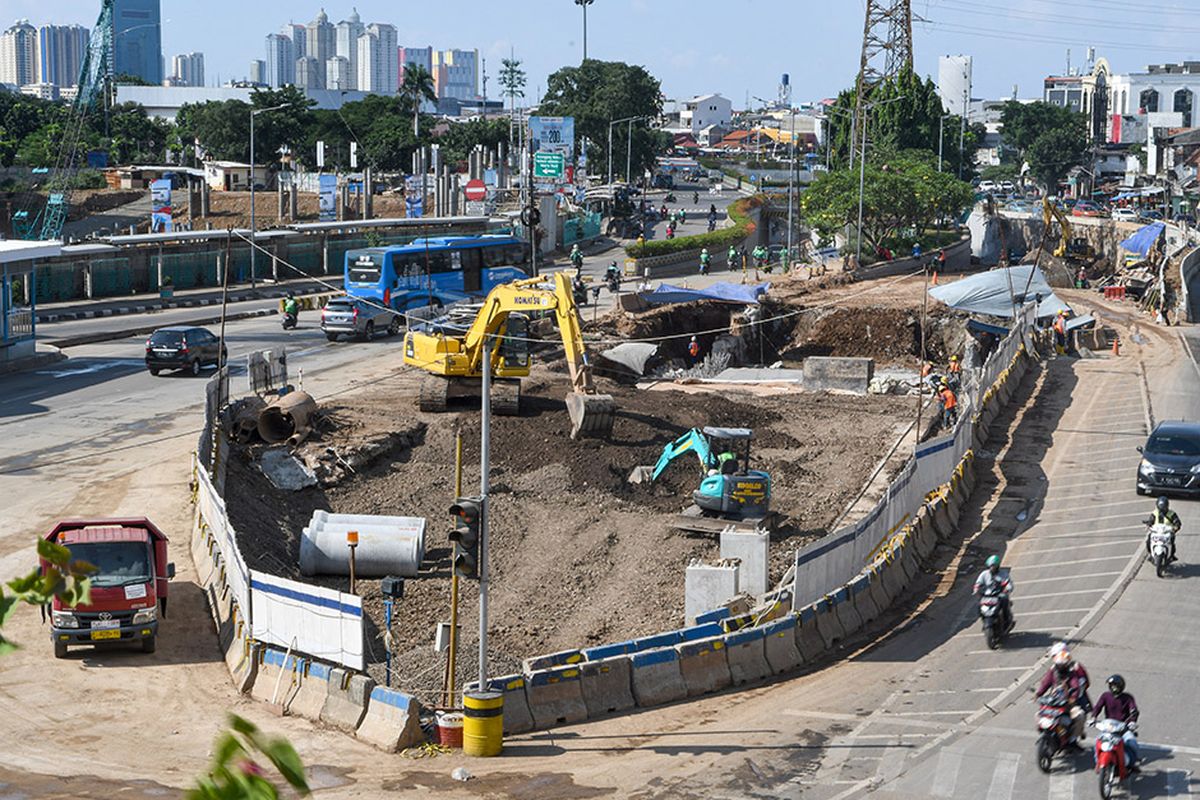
[5,308,32,341]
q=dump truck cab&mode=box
[43,518,173,659]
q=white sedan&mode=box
[1112,207,1138,222]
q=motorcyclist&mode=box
[728,244,739,270]
[1145,495,1181,562]
[570,243,583,270]
[693,191,699,204]
[605,261,621,289]
[1036,645,1091,750]
[699,248,711,275]
[972,555,1014,632]
[1091,674,1140,772]
[283,292,299,322]
[572,272,587,304]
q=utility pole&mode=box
[852,0,914,169]
[478,336,494,690]
[575,0,594,62]
[249,103,288,288]
[481,57,487,121]
[787,108,796,268]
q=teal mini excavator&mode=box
[649,427,778,533]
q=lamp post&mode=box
[249,103,289,289]
[575,0,594,62]
[937,113,953,172]
[608,115,643,185]
[752,96,797,267]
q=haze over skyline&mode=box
[6,0,1200,104]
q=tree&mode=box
[437,118,510,167]
[498,57,526,145]
[188,715,309,800]
[175,86,313,168]
[1,538,93,656]
[400,64,437,139]
[1000,100,1088,190]
[539,60,663,182]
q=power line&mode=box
[922,20,1199,56]
[933,0,1200,36]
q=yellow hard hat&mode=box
[950,355,959,362]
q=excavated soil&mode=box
[224,367,910,701]
[779,305,960,366]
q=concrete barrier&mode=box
[896,538,921,584]
[930,496,954,539]
[676,637,732,696]
[848,573,880,624]
[794,605,827,662]
[866,563,893,617]
[831,585,863,637]
[724,627,771,686]
[879,553,907,603]
[524,665,588,728]
[911,511,938,561]
[582,641,634,661]
[356,686,424,752]
[288,660,331,720]
[813,597,845,650]
[630,648,687,707]
[523,648,584,672]
[680,622,726,641]
[761,615,804,674]
[212,576,236,653]
[224,632,258,694]
[579,656,636,718]
[944,483,964,529]
[321,668,374,732]
[466,674,534,735]
[251,647,302,709]
[803,356,875,393]
[629,630,684,653]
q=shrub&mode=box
[624,196,762,259]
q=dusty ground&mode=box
[177,191,412,230]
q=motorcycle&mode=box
[664,193,677,203]
[281,311,298,330]
[1094,718,1135,798]
[693,192,699,204]
[1035,688,1075,773]
[1145,520,1175,578]
[979,585,1012,649]
[572,279,588,307]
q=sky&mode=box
[7,0,1200,105]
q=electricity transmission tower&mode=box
[849,0,914,168]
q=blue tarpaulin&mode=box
[928,265,1069,318]
[639,281,770,305]
[1119,222,1165,257]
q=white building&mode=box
[1109,62,1200,129]
[0,19,37,87]
[295,55,321,90]
[249,59,266,85]
[679,93,732,135]
[264,33,294,88]
[399,45,433,76]
[335,8,364,91]
[171,52,204,87]
[432,48,478,100]
[325,55,350,91]
[356,23,397,95]
[203,160,268,192]
[36,24,88,87]
[304,10,334,85]
[938,55,972,116]
[19,82,57,101]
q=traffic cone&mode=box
[932,271,939,285]
[1112,336,1120,356]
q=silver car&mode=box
[320,296,401,342]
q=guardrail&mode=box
[5,308,32,341]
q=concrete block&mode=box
[911,512,938,562]
[676,637,732,697]
[693,607,732,626]
[848,574,880,625]
[761,615,804,674]
[582,641,634,661]
[321,668,374,732]
[288,660,331,721]
[524,664,588,728]
[831,585,863,637]
[724,627,771,686]
[356,686,424,752]
[945,484,964,529]
[867,564,894,617]
[251,647,302,709]
[931,497,954,539]
[630,630,684,653]
[685,561,739,626]
[880,554,907,600]
[466,674,534,735]
[224,634,258,695]
[720,529,769,597]
[803,356,875,393]
[579,656,636,718]
[630,648,687,708]
[680,622,725,642]
[897,540,921,584]
[794,605,827,661]
[523,648,584,673]
[813,597,845,650]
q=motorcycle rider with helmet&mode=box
[972,555,1014,632]
[1091,674,1141,772]
[1036,645,1092,750]
[1145,495,1181,563]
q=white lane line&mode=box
[1013,607,1094,617]
[973,665,1030,672]
[1018,571,1123,585]
[852,732,940,740]
[930,749,964,798]
[1017,555,1131,570]
[1027,525,1143,540]
[1044,487,1139,501]
[986,751,1020,800]
[1036,498,1149,515]
[1022,588,1108,601]
[1168,769,1193,796]
[1048,769,1076,799]
[883,710,977,717]
[874,745,907,782]
[1018,539,1139,555]
[1032,513,1143,528]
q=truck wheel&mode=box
[54,640,68,659]
[141,635,157,654]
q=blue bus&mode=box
[344,234,531,311]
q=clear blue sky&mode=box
[8,0,1200,104]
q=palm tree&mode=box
[498,55,526,148]
[399,64,437,139]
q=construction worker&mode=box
[1053,309,1068,354]
[687,335,701,365]
[936,248,947,272]
[937,379,958,428]
[948,354,962,376]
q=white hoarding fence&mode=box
[249,571,364,671]
[196,462,251,616]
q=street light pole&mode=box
[787,108,796,268]
[626,117,635,184]
[607,120,614,185]
[575,0,594,62]
[249,103,289,289]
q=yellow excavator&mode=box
[402,271,616,439]
[1042,198,1096,261]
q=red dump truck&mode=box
[43,518,174,658]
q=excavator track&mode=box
[418,375,451,412]
[491,379,522,416]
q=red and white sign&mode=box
[464,179,487,201]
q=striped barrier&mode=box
[356,686,424,752]
[321,668,374,732]
[524,665,588,728]
[465,674,534,735]
[579,656,636,717]
[582,641,634,661]
[724,627,771,685]
[523,648,584,672]
[676,636,731,696]
[630,648,686,707]
[761,615,803,674]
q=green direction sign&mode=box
[533,152,565,179]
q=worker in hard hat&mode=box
[1053,309,1068,355]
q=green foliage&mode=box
[438,118,510,167]
[540,60,663,182]
[999,101,1088,189]
[980,164,1021,183]
[187,715,310,800]
[800,151,975,252]
[1,538,95,656]
[113,73,154,87]
[400,64,438,139]
[176,87,313,167]
[625,197,761,258]
[498,58,526,106]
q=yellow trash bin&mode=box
[462,689,503,757]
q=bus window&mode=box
[392,253,425,288]
[348,253,382,284]
[426,250,451,274]
[460,248,482,293]
[506,243,530,268]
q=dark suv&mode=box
[145,326,226,376]
[1136,420,1200,496]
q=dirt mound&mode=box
[779,305,958,365]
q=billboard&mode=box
[405,175,424,218]
[529,116,575,158]
[150,179,173,233]
[318,174,337,222]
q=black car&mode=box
[1136,421,1200,496]
[145,326,226,376]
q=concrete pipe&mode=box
[300,511,426,577]
[258,391,317,444]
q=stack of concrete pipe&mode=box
[257,391,317,447]
[300,511,426,577]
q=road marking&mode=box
[1036,498,1148,515]
[1032,513,1144,528]
[883,710,977,717]
[1021,587,1108,601]
[1017,555,1131,570]
[1048,769,1076,799]
[1018,539,1139,555]
[930,749,964,798]
[781,708,952,733]
[1013,607,1094,617]
[1026,525,1143,539]
[1168,769,1193,796]
[972,665,1030,672]
[1018,571,1123,585]
[874,745,907,782]
[986,751,1020,800]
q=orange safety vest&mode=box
[1053,316,1066,335]
[939,388,957,410]
[688,341,700,357]
[948,361,961,374]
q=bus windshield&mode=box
[348,253,383,284]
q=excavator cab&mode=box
[694,428,771,517]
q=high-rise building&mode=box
[398,44,432,87]
[264,32,295,88]
[282,23,305,59]
[36,24,88,87]
[335,8,364,91]
[249,59,266,85]
[0,19,37,87]
[112,0,163,84]
[432,48,478,100]
[171,52,204,87]
[326,55,350,91]
[937,55,973,117]
[304,8,334,89]
[295,55,321,90]
[356,23,397,95]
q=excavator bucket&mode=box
[566,392,616,439]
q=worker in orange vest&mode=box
[937,379,958,428]
[1053,309,1068,354]
[687,335,701,365]
[948,354,961,375]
